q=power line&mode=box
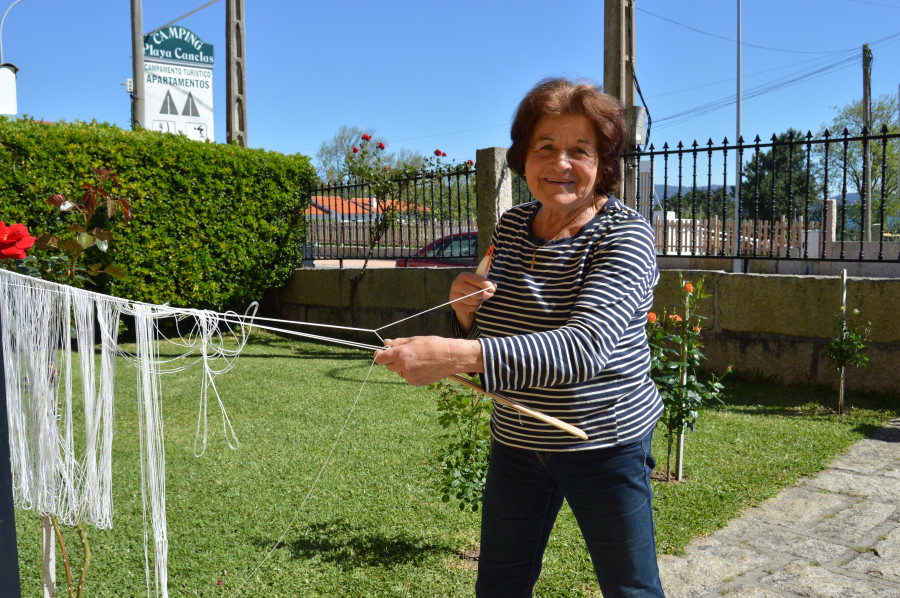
[147,0,221,36]
[654,53,860,131]
[637,6,862,54]
[653,32,900,132]
[648,47,857,99]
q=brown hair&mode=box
[507,77,629,197]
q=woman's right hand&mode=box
[450,272,496,333]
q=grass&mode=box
[13,332,898,597]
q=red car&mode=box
[395,231,478,267]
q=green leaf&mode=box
[77,232,96,249]
[103,264,128,281]
[61,239,83,254]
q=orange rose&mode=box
[684,282,694,293]
[647,312,657,323]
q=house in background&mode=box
[307,196,375,222]
[306,196,430,222]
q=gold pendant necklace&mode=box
[529,196,602,270]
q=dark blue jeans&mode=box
[475,432,665,597]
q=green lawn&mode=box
[13,332,898,597]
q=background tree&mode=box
[315,125,425,183]
[740,128,823,224]
[669,187,732,220]
[816,94,899,235]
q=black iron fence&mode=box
[621,127,900,261]
[305,128,898,267]
[307,165,476,264]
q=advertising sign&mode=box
[143,27,214,142]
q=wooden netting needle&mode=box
[447,374,588,441]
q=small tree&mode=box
[429,378,492,512]
[340,136,472,316]
[822,306,871,415]
[647,276,729,481]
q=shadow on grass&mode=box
[710,375,899,439]
[252,518,456,571]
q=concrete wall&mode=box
[264,267,899,395]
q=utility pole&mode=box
[226,0,247,146]
[603,0,637,204]
[862,44,872,242]
[130,0,144,129]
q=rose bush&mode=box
[647,275,729,481]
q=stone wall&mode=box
[264,267,899,395]
[652,268,899,394]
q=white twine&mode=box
[0,268,490,597]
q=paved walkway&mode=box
[658,417,900,597]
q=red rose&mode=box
[441,152,447,157]
[467,159,474,166]
[434,149,442,157]
[378,142,386,150]
[362,134,372,142]
[647,312,657,323]
[352,147,359,154]
[684,282,694,293]
[0,221,36,260]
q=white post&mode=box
[675,430,684,481]
[838,269,847,414]
[42,515,55,598]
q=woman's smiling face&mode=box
[524,114,600,212]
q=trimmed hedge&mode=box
[0,118,315,310]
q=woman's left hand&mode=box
[374,336,483,387]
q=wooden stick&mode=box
[447,374,588,441]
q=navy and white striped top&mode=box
[464,196,662,451]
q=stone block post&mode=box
[475,147,513,261]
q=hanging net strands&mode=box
[1,269,583,595]
[0,269,260,598]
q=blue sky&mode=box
[2,0,899,170]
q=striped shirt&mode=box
[464,196,662,451]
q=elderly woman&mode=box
[375,77,665,597]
